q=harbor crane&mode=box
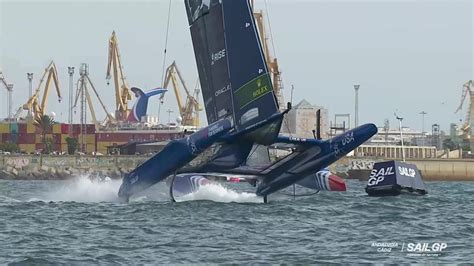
[74,64,115,129]
[251,1,285,111]
[0,69,13,121]
[455,80,473,135]
[162,61,202,128]
[106,31,132,122]
[14,61,62,122]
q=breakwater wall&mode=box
[331,157,474,181]
[0,155,148,180]
[1,155,473,181]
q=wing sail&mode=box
[185,0,280,133]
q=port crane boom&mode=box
[106,31,132,122]
[163,61,202,128]
[252,3,285,110]
[455,80,473,135]
[14,61,62,122]
[0,69,13,120]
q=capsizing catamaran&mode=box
[118,0,377,202]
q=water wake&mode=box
[38,175,122,203]
[0,195,22,203]
[20,176,261,204]
[177,183,263,203]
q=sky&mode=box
[1,0,473,133]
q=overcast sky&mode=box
[1,0,472,132]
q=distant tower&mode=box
[79,64,89,153]
[354,85,360,127]
[383,119,390,145]
[27,73,33,119]
[432,124,440,149]
[419,111,427,146]
[166,109,174,124]
[6,83,13,121]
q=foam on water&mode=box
[38,175,122,202]
[0,195,21,203]
[177,183,263,203]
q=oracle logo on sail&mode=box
[215,84,231,97]
[211,49,226,65]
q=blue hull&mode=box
[118,119,232,199]
[256,123,378,196]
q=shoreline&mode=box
[1,155,473,181]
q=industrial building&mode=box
[0,122,185,155]
[283,99,329,139]
[354,145,438,160]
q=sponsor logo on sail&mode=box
[252,78,269,98]
[211,48,226,65]
[215,84,231,97]
[234,73,273,109]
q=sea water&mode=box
[0,177,473,264]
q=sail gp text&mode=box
[371,242,447,256]
[367,166,417,186]
[404,242,447,257]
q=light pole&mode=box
[27,73,33,119]
[6,83,13,121]
[354,85,360,128]
[68,67,75,135]
[79,63,88,153]
[419,111,427,146]
[395,114,406,162]
[167,109,173,124]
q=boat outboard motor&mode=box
[365,160,427,196]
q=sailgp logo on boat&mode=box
[211,48,226,65]
[398,166,416,177]
[367,167,395,186]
